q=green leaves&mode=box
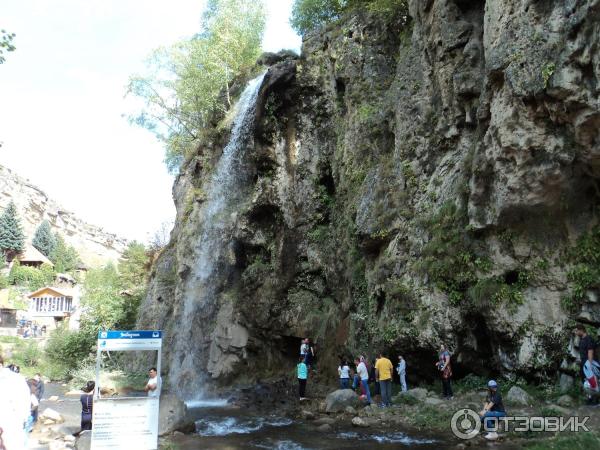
[50,235,80,274]
[127,0,266,173]
[290,0,408,35]
[33,220,57,257]
[0,201,25,257]
[0,29,16,64]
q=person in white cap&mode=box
[479,379,506,440]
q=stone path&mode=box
[28,383,82,449]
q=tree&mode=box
[32,220,56,257]
[290,0,345,35]
[127,0,266,173]
[118,242,150,328]
[80,264,124,330]
[0,29,16,64]
[0,201,25,258]
[290,0,408,35]
[50,234,80,274]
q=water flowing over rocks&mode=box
[138,1,600,397]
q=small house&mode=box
[0,289,19,335]
[28,286,77,329]
[16,245,53,268]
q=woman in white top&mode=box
[338,360,351,389]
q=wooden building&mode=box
[16,245,54,268]
[28,287,75,328]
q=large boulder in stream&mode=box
[325,389,360,413]
[159,394,188,435]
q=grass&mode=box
[410,405,454,429]
[525,432,600,449]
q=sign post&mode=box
[91,330,162,450]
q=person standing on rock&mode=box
[396,356,407,392]
[375,352,394,407]
[436,344,453,399]
[304,339,315,371]
[297,356,308,400]
[300,338,309,359]
[354,357,372,405]
[80,381,95,431]
[338,360,351,389]
[145,367,161,398]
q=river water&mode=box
[173,406,460,450]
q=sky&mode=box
[0,0,301,242]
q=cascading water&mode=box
[170,73,266,400]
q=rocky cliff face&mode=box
[0,165,127,266]
[139,0,600,396]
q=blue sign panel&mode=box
[98,330,162,339]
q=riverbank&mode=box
[21,378,600,449]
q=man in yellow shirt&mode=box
[375,352,394,407]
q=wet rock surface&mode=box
[138,0,600,392]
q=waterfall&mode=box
[170,72,266,399]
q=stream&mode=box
[172,405,454,450]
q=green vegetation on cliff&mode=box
[290,0,408,35]
[127,0,266,173]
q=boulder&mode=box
[49,441,68,450]
[314,417,335,426]
[158,394,188,436]
[547,404,571,416]
[351,416,370,427]
[63,435,76,443]
[40,408,64,423]
[556,394,574,407]
[405,388,428,401]
[345,406,357,415]
[559,374,575,393]
[75,430,91,450]
[300,410,316,420]
[316,423,332,432]
[325,389,360,413]
[506,386,532,406]
[48,395,60,402]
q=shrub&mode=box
[290,0,408,35]
[45,327,96,374]
[9,262,55,290]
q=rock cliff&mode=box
[0,165,127,266]
[138,0,600,396]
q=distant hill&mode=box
[0,165,127,266]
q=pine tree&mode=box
[50,234,80,273]
[0,201,25,258]
[32,220,56,257]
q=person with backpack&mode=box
[436,344,453,399]
[575,324,600,404]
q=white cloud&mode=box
[0,0,301,242]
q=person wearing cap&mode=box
[479,380,506,441]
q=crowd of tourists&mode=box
[295,326,600,441]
